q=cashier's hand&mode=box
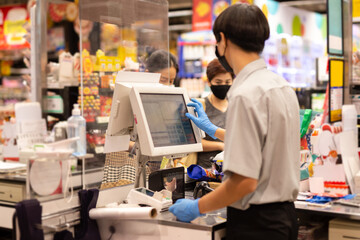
[169,198,204,222]
[186,98,218,139]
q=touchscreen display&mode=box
[140,93,196,147]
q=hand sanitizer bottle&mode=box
[67,104,86,156]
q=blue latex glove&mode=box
[185,98,218,139]
[169,198,204,222]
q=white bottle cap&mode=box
[72,104,81,116]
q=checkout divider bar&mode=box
[36,210,80,234]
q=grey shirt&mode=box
[223,58,300,210]
[197,97,226,168]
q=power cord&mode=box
[107,225,116,240]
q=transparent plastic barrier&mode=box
[78,0,170,188]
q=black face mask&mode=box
[210,85,231,100]
[215,46,234,74]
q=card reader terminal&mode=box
[127,187,173,212]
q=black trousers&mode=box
[226,202,298,240]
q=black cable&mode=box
[107,225,116,240]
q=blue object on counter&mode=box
[187,164,210,181]
[343,194,357,200]
[306,196,334,204]
[187,164,222,182]
[306,194,357,204]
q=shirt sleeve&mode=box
[223,95,268,180]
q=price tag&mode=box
[96,116,109,124]
[95,146,104,154]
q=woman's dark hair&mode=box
[146,49,179,73]
[213,4,270,54]
[206,59,234,82]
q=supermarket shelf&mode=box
[99,88,113,95]
[168,10,192,18]
[0,0,27,4]
[169,0,192,10]
[96,116,109,124]
[48,0,76,3]
[169,24,192,32]
[0,56,23,61]
[47,81,79,89]
[354,17,360,23]
[10,68,30,75]
[86,121,108,129]
[351,74,360,85]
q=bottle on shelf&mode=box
[67,104,87,156]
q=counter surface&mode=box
[156,207,226,231]
[295,201,360,220]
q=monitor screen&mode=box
[140,93,197,147]
[130,85,203,157]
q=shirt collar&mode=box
[227,58,267,98]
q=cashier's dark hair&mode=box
[213,3,270,54]
[146,50,179,73]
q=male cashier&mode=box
[169,4,300,240]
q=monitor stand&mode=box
[133,140,149,188]
[129,126,150,188]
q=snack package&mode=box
[187,164,223,182]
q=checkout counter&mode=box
[93,190,226,240]
[4,173,360,240]
[5,167,360,240]
[295,201,360,239]
[0,177,225,240]
[0,154,103,230]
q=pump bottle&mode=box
[67,104,86,156]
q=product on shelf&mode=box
[0,78,28,107]
[0,106,15,145]
[100,74,115,89]
[100,95,112,117]
[180,78,206,98]
[78,73,100,122]
[86,129,106,154]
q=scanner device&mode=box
[127,187,173,212]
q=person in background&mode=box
[197,59,233,168]
[146,49,179,86]
[169,4,300,240]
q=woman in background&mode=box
[197,58,233,168]
[146,49,179,86]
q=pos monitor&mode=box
[129,86,203,157]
